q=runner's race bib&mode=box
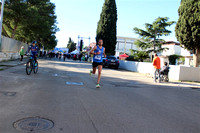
[95,55,101,60]
[95,49,101,60]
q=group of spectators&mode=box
[18,42,91,63]
[72,53,89,61]
[45,51,90,62]
[153,53,170,83]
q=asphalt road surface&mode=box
[0,58,200,133]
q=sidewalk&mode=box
[142,72,200,88]
[0,58,27,71]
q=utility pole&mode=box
[78,35,80,50]
[0,0,5,51]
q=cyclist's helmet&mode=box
[32,41,37,44]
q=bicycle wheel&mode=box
[26,60,32,75]
[33,61,38,74]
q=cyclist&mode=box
[26,41,39,65]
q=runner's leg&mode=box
[93,67,97,74]
[92,62,98,74]
[97,65,102,84]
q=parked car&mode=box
[103,56,119,69]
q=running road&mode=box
[0,59,200,133]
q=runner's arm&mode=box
[103,48,106,58]
[90,46,97,55]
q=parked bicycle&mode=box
[26,55,38,75]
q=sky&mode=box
[50,0,181,48]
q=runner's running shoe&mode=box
[89,70,93,75]
[96,84,100,88]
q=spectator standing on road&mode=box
[19,46,25,61]
[44,51,46,57]
[153,53,161,83]
[89,39,106,88]
[63,52,66,61]
[81,55,85,61]
[79,53,82,61]
[73,54,76,60]
[85,54,88,62]
[59,52,61,60]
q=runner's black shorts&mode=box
[92,62,103,68]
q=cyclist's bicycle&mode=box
[26,55,38,75]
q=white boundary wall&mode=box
[119,60,200,82]
[0,36,28,61]
[179,66,200,81]
[1,36,28,52]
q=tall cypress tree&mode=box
[67,37,76,53]
[96,0,117,55]
[175,0,200,67]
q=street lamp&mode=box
[0,0,5,51]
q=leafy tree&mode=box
[83,46,89,51]
[126,55,136,61]
[2,0,58,49]
[96,0,117,55]
[42,34,57,50]
[168,54,182,65]
[67,38,76,53]
[129,49,149,62]
[175,0,200,67]
[133,17,175,54]
[3,0,27,38]
[84,46,89,49]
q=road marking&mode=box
[120,77,128,79]
[0,91,16,96]
[66,82,84,86]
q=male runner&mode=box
[90,39,106,88]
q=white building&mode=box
[161,41,192,66]
[161,41,191,56]
[115,37,193,66]
[115,36,139,57]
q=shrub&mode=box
[169,54,182,65]
[126,55,139,61]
